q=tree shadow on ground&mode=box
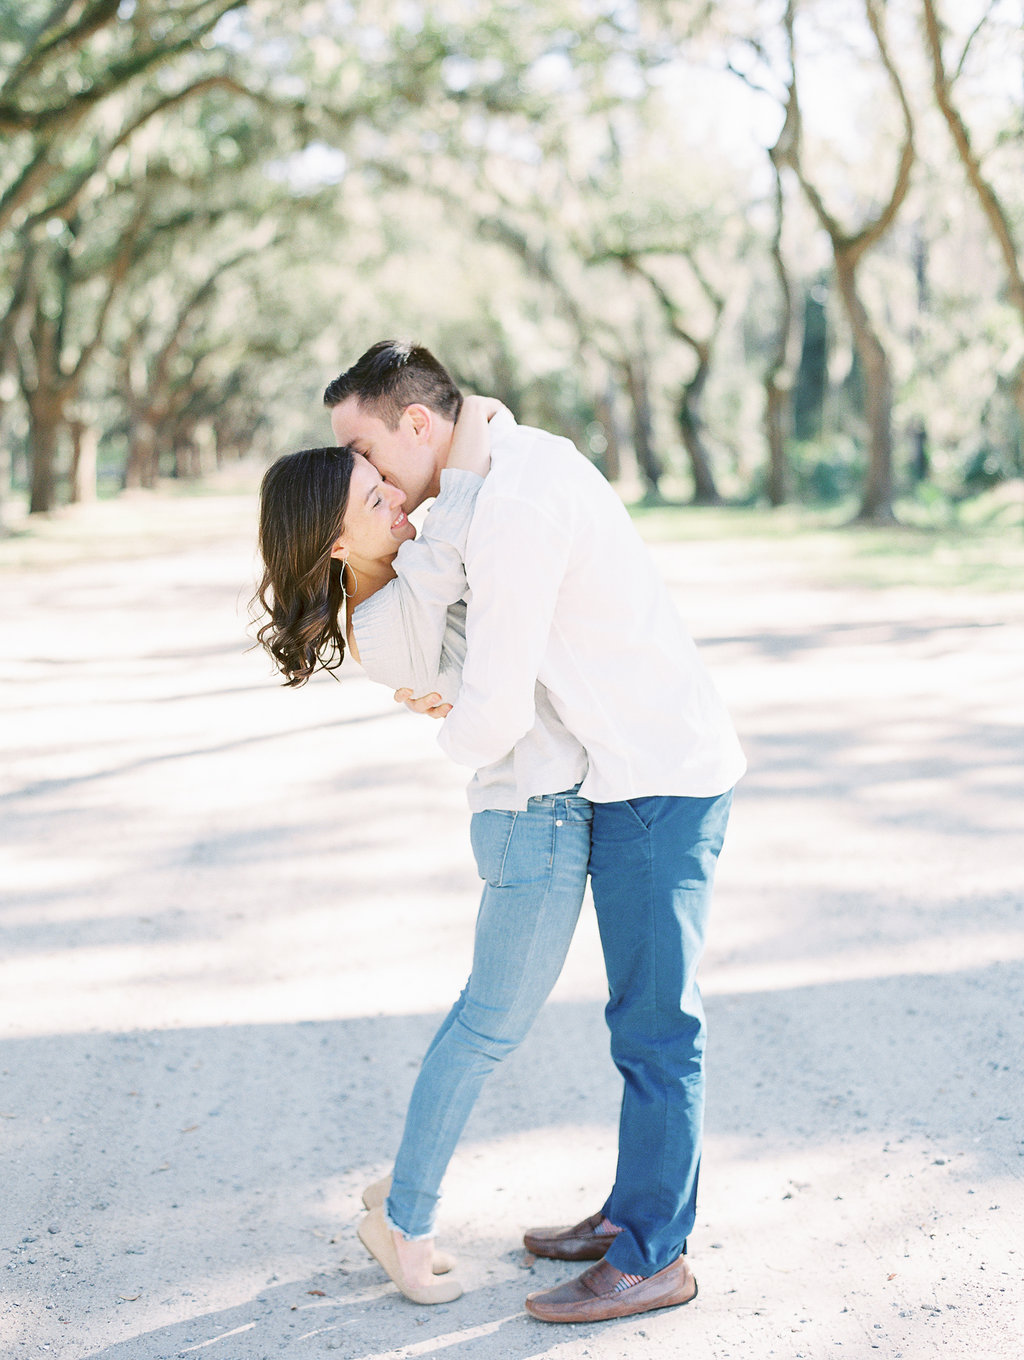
[6,954,1022,1359]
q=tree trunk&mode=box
[677,405,721,505]
[68,418,98,503]
[593,382,622,482]
[173,434,200,480]
[124,418,159,489]
[676,349,722,506]
[623,358,662,499]
[194,421,216,478]
[793,287,828,441]
[1008,361,1024,475]
[27,393,63,513]
[0,386,9,531]
[909,419,929,484]
[764,155,799,507]
[834,253,897,523]
[779,0,913,525]
[908,231,930,485]
[765,379,791,506]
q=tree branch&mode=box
[779,0,914,264]
[0,0,121,102]
[0,0,246,132]
[846,0,915,258]
[69,215,144,386]
[149,247,257,396]
[613,254,706,357]
[22,75,267,228]
[954,0,999,83]
[923,0,1024,317]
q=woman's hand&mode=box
[447,394,508,478]
[394,687,452,719]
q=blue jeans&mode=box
[386,788,593,1239]
[589,790,733,1276]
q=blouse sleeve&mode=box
[351,468,480,698]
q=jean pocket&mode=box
[470,809,552,886]
[623,797,660,831]
[563,797,594,824]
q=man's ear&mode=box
[405,403,433,443]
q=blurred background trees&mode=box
[1,0,1021,523]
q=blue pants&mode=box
[387,788,593,1238]
[589,791,733,1276]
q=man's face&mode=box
[330,395,437,510]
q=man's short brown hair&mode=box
[323,340,463,429]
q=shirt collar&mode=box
[487,405,518,448]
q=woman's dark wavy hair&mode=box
[253,446,356,687]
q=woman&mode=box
[254,398,593,1304]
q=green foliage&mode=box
[792,285,828,442]
[0,0,1023,523]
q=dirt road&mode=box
[2,493,1022,1359]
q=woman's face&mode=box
[330,454,416,566]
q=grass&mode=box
[627,484,1024,594]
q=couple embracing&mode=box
[254,340,745,1324]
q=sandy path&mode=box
[2,494,1022,1359]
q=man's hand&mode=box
[394,688,452,719]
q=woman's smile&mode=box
[330,456,417,564]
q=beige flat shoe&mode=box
[361,1176,456,1275]
[357,1207,463,1305]
[361,1175,391,1211]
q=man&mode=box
[325,340,745,1323]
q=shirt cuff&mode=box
[427,468,482,532]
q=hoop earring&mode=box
[341,559,359,598]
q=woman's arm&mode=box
[447,395,505,477]
[351,469,478,697]
[437,488,569,769]
[351,397,504,697]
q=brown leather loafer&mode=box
[525,1255,697,1323]
[523,1212,612,1261]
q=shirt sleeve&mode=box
[352,469,480,696]
[437,490,572,770]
